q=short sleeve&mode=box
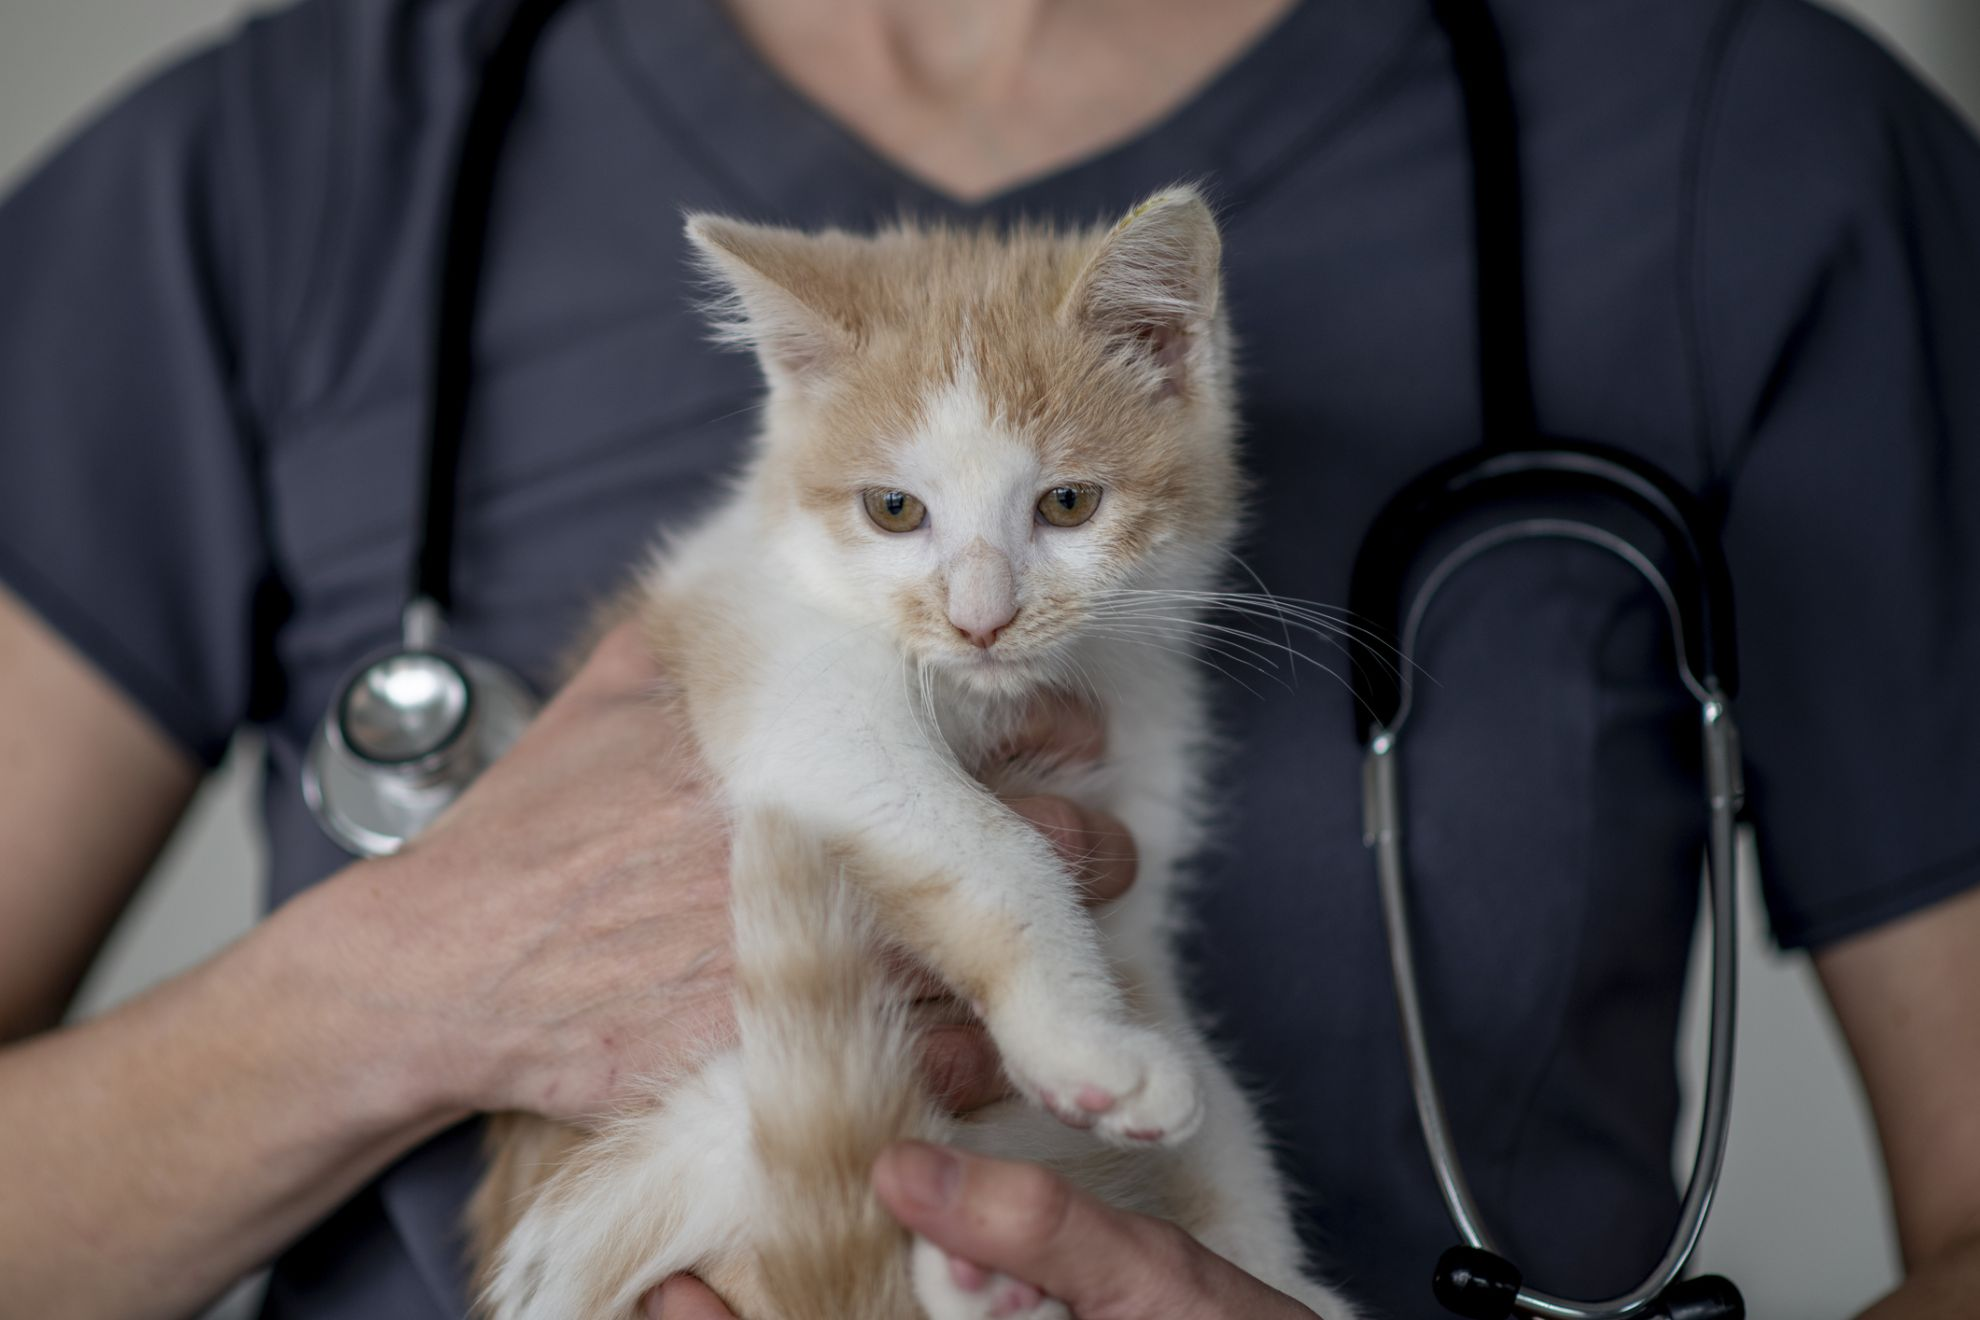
[1698,2,1980,948]
[0,45,270,767]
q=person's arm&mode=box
[0,596,1130,1318]
[0,590,198,1040]
[0,588,463,1314]
[1815,886,1980,1320]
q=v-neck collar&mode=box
[594,0,1427,225]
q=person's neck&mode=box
[720,0,1297,202]
[844,0,1053,102]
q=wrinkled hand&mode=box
[300,620,1135,1124]
[642,1144,1329,1319]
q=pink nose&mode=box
[953,613,1015,649]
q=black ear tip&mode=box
[1651,1275,1745,1320]
[1431,1246,1521,1319]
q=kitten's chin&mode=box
[923,646,1056,698]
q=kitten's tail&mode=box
[727,808,940,1318]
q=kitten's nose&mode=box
[953,614,1016,649]
[948,546,1017,649]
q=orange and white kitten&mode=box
[469,188,1358,1320]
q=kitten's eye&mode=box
[862,488,927,533]
[1037,483,1102,528]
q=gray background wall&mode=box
[2,2,1976,1316]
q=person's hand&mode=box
[637,1143,1329,1319]
[871,1143,1330,1318]
[282,620,1136,1125]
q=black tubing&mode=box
[415,0,575,614]
[1427,0,1537,451]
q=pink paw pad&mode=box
[1035,1089,1096,1129]
[990,1280,1043,1316]
[1072,1085,1116,1114]
[948,1255,989,1293]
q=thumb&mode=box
[872,1142,1177,1312]
[642,1275,738,1319]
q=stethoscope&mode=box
[1345,2,1748,1317]
[301,2,1749,1315]
[301,0,569,857]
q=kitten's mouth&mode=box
[927,640,1049,687]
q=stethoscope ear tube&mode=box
[1364,591,1746,1320]
[1346,440,1739,745]
[1365,5,1750,1303]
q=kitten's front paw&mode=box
[1001,1020,1203,1148]
[912,1236,1071,1320]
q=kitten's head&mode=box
[687,187,1239,695]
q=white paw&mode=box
[912,1236,1070,1320]
[997,1017,1203,1148]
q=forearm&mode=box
[0,876,464,1319]
[1859,1237,1980,1320]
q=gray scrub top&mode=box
[3,0,1978,1315]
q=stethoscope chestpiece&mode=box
[303,601,538,857]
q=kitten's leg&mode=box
[1077,661,1358,1318]
[851,791,1201,1147]
[733,689,1200,1146]
[481,1055,756,1320]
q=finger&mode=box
[1006,796,1138,904]
[916,1025,1011,1113]
[873,1142,1179,1312]
[643,1275,737,1319]
[1007,690,1109,764]
[567,616,663,698]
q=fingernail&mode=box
[948,1254,989,1292]
[889,1141,961,1211]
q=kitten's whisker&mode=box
[1092,612,1308,673]
[1082,624,1287,694]
[1100,622,1293,685]
[897,655,981,800]
[1101,586,1426,675]
[1086,614,1293,673]
[1121,600,1398,686]
[1215,548,1298,687]
[1081,626,1271,698]
[1093,591,1419,689]
[1086,616,1378,716]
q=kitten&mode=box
[467,188,1358,1320]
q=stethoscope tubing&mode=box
[1365,681,1742,1319]
[1354,0,1750,1309]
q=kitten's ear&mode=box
[1061,187,1223,399]
[684,215,856,390]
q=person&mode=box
[1,1,1976,1317]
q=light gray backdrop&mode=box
[2,2,1976,1317]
